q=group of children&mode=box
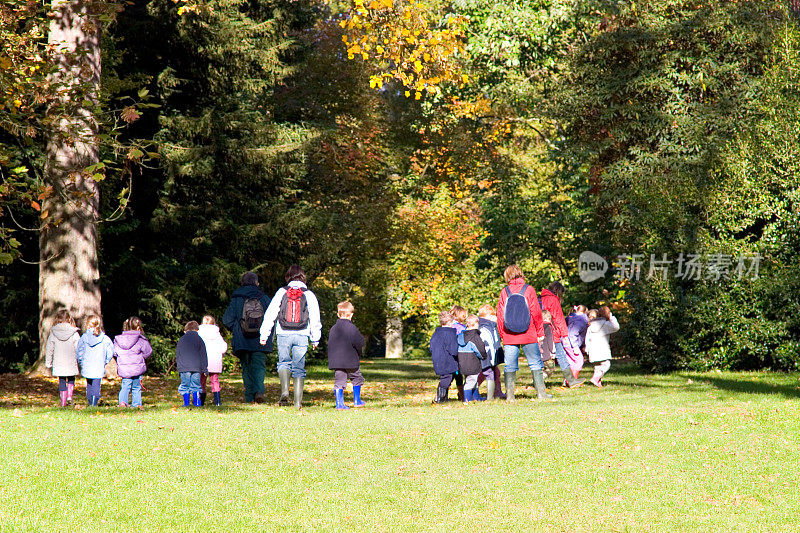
[429,296,620,403]
[44,310,228,408]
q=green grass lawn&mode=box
[1,359,799,532]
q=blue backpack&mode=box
[503,284,531,334]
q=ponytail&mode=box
[84,314,103,335]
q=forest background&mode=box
[2,0,800,375]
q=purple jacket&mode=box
[113,330,153,378]
[566,312,589,351]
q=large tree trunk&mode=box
[385,289,403,359]
[31,0,103,375]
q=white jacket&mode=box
[198,324,228,373]
[585,315,619,363]
[259,281,322,344]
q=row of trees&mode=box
[1,0,799,372]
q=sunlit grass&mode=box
[1,359,799,532]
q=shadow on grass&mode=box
[690,375,800,399]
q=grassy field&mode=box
[1,359,799,532]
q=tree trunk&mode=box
[385,289,403,359]
[31,0,102,375]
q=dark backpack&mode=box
[503,284,531,334]
[240,297,265,338]
[278,286,309,330]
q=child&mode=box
[565,304,589,378]
[477,304,505,399]
[539,309,557,379]
[76,315,114,406]
[45,309,80,407]
[585,306,620,387]
[327,301,366,410]
[458,315,490,402]
[176,321,208,407]
[113,316,153,408]
[198,315,227,407]
[449,305,467,334]
[429,311,461,403]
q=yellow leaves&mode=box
[415,91,422,100]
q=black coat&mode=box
[176,331,208,373]
[327,319,364,370]
[430,326,458,375]
[222,285,272,355]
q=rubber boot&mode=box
[533,369,553,399]
[182,393,191,407]
[486,380,495,401]
[200,392,207,406]
[562,367,585,388]
[293,377,304,409]
[66,382,75,405]
[90,395,100,407]
[493,367,506,399]
[278,368,291,406]
[334,388,349,410]
[463,389,473,403]
[192,391,202,407]
[433,386,449,404]
[59,391,68,408]
[505,371,516,402]
[473,388,485,401]
[456,383,465,402]
[213,391,222,405]
[353,385,366,407]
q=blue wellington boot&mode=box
[334,388,349,410]
[474,388,486,401]
[213,392,221,406]
[463,389,473,403]
[353,385,366,407]
[182,393,191,407]
[89,395,100,407]
[192,392,202,407]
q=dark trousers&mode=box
[333,368,365,389]
[85,377,101,400]
[438,372,463,390]
[58,376,75,391]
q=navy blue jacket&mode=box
[222,285,272,355]
[176,331,208,373]
[327,319,364,370]
[429,326,458,375]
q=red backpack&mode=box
[278,286,309,330]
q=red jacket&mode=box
[540,288,568,343]
[496,278,544,345]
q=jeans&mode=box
[238,351,266,402]
[276,334,309,378]
[119,376,142,407]
[553,341,570,371]
[178,372,202,394]
[85,377,102,400]
[503,343,544,372]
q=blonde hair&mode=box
[125,316,144,332]
[438,311,453,326]
[449,305,467,323]
[54,309,75,327]
[202,315,216,325]
[541,309,552,322]
[504,264,524,283]
[466,315,479,329]
[84,315,103,336]
[477,304,494,318]
[337,301,354,318]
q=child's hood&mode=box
[114,330,144,350]
[587,319,608,334]
[51,323,79,341]
[198,324,221,337]
[82,330,106,347]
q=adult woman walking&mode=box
[496,265,551,400]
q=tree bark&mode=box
[31,0,102,375]
[385,289,403,359]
